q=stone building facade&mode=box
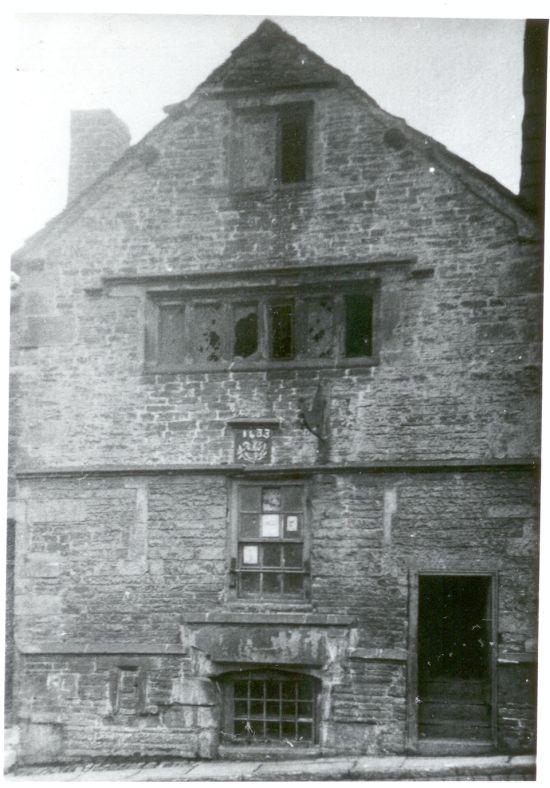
[8,19,543,763]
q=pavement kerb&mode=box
[6,753,536,781]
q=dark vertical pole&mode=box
[520,20,548,220]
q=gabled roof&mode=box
[200,18,347,92]
[13,19,539,260]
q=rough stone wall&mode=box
[13,86,542,470]
[13,469,538,760]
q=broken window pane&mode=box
[344,294,373,357]
[233,303,258,358]
[270,303,294,360]
[193,302,223,363]
[306,298,334,358]
[262,487,281,512]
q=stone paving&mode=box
[7,754,536,781]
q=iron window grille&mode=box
[221,670,318,745]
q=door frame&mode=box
[406,569,499,753]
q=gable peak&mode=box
[199,18,345,93]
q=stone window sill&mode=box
[182,611,356,626]
[218,743,320,761]
[144,355,379,376]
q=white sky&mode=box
[12,13,527,251]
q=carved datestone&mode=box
[228,418,280,465]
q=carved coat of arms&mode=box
[235,427,271,464]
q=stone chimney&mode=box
[519,20,548,218]
[67,109,131,204]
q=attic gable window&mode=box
[146,285,377,372]
[278,108,309,184]
[232,102,312,192]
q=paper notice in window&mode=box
[286,515,298,532]
[242,545,259,564]
[261,514,280,537]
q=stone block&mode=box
[27,499,88,524]
[19,722,64,764]
[26,552,62,578]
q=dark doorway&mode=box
[417,575,493,742]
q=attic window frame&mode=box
[231,101,313,193]
[275,103,313,187]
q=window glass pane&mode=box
[240,572,260,594]
[298,681,313,700]
[240,513,259,538]
[345,294,373,357]
[250,681,265,699]
[266,679,281,699]
[283,573,303,595]
[283,544,303,568]
[298,701,312,717]
[158,304,186,366]
[266,700,280,717]
[234,719,248,736]
[282,682,297,700]
[239,486,262,512]
[281,486,303,511]
[235,700,248,716]
[266,720,280,738]
[242,545,259,565]
[250,700,264,716]
[233,303,258,358]
[262,487,281,512]
[282,701,296,716]
[234,681,248,698]
[270,303,294,360]
[249,720,263,736]
[284,515,300,536]
[261,514,280,537]
[298,722,313,741]
[263,543,282,567]
[280,114,308,184]
[192,302,223,363]
[306,298,334,358]
[263,573,282,594]
[282,720,296,738]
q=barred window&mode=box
[221,670,318,746]
[231,482,309,600]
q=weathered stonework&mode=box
[9,19,541,764]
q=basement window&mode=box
[231,482,309,600]
[221,670,318,746]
